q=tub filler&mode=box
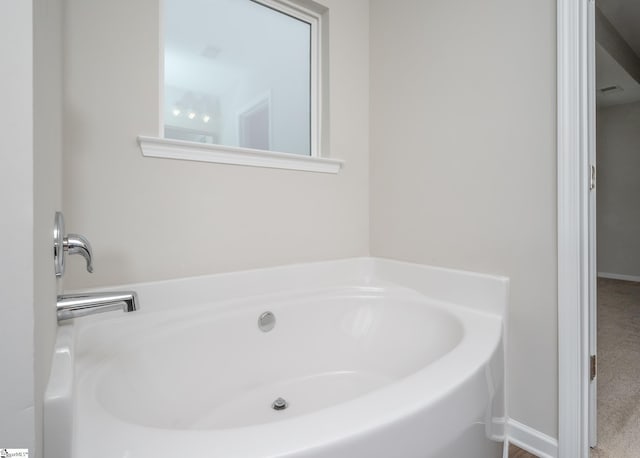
[45,258,508,458]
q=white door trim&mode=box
[557,0,593,456]
[586,0,597,447]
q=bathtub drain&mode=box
[272,397,288,411]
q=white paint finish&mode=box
[34,1,64,456]
[46,258,507,458]
[369,0,557,439]
[0,2,63,455]
[0,0,35,451]
[596,44,640,107]
[588,0,598,447]
[506,419,558,458]
[557,0,594,455]
[62,0,369,290]
[596,101,640,277]
[138,136,344,173]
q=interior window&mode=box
[164,0,314,156]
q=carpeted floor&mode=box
[591,278,640,458]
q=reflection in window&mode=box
[164,0,313,155]
[239,94,271,150]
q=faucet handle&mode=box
[54,212,94,277]
[64,233,93,273]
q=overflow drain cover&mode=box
[272,397,288,411]
[258,311,276,332]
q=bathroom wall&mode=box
[34,0,64,455]
[0,1,62,456]
[0,2,35,451]
[369,0,558,440]
[597,101,640,279]
[62,0,370,290]
[62,0,558,442]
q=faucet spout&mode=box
[64,233,93,273]
[57,291,138,322]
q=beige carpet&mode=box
[591,278,640,458]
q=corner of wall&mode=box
[34,0,64,456]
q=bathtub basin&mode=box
[45,257,508,458]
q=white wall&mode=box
[0,3,62,456]
[62,0,370,290]
[0,2,35,451]
[0,1,63,456]
[369,0,558,439]
[61,0,560,443]
[0,3,63,456]
[34,0,64,456]
[597,101,640,278]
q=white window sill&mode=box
[137,136,344,174]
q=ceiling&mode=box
[597,0,640,57]
[596,0,640,107]
[164,0,310,97]
[596,44,640,107]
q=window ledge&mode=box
[137,136,344,174]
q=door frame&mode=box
[557,0,596,456]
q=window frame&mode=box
[256,0,320,157]
[138,0,343,174]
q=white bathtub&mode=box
[45,257,508,458]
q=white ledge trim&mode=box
[138,136,344,174]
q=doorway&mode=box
[592,1,640,453]
[558,0,640,456]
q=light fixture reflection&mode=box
[169,92,217,124]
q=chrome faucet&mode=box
[57,291,139,322]
[54,212,93,276]
[53,212,139,323]
[63,233,93,273]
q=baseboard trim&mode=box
[491,416,506,441]
[598,272,640,283]
[507,419,558,458]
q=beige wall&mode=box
[62,0,560,439]
[34,0,64,456]
[597,101,640,277]
[0,1,35,451]
[369,0,558,438]
[63,0,370,289]
[0,2,62,456]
